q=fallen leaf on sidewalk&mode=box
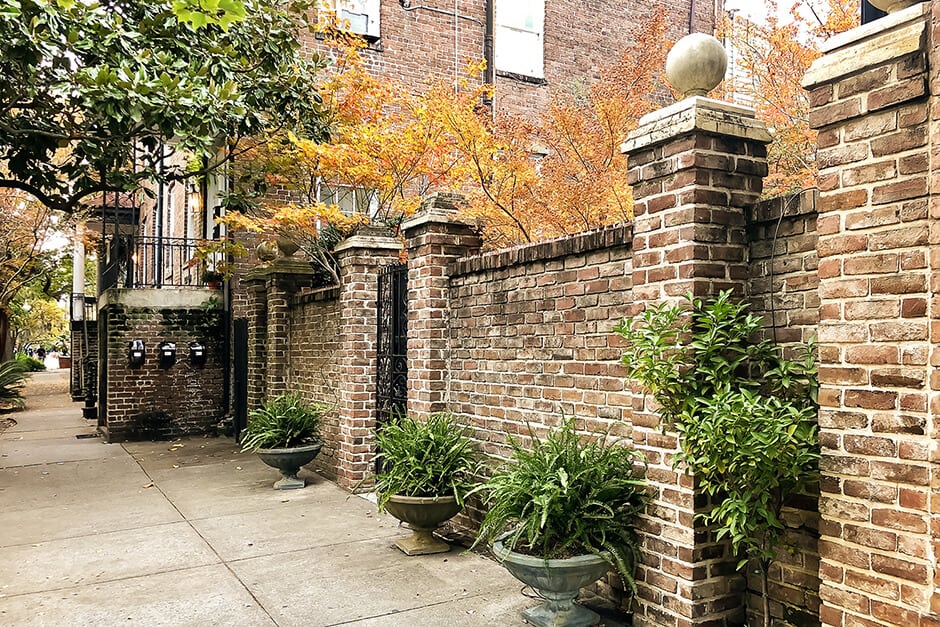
[142,482,154,488]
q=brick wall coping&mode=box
[749,188,818,225]
[450,223,632,277]
[802,3,927,89]
[293,285,340,306]
[333,234,401,253]
[98,287,219,309]
[621,96,771,154]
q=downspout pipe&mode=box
[484,0,494,87]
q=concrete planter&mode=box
[256,443,322,489]
[867,0,922,12]
[383,494,461,555]
[492,537,610,627]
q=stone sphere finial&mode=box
[665,33,728,99]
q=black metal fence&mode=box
[131,236,205,288]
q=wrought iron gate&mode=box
[375,263,408,430]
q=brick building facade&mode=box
[308,1,716,120]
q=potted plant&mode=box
[471,417,648,627]
[371,413,480,556]
[615,290,818,627]
[200,267,224,289]
[241,393,327,490]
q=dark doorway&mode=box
[233,318,249,440]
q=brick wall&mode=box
[446,224,634,445]
[803,4,938,626]
[747,190,822,626]
[287,286,342,479]
[99,289,225,443]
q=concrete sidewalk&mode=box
[0,370,538,626]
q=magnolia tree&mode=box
[721,0,858,195]
[0,0,326,215]
[227,13,672,278]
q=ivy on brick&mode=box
[615,290,818,627]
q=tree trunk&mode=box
[0,308,11,361]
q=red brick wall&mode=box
[446,224,634,449]
[100,290,225,443]
[306,0,714,120]
[804,5,938,626]
[747,190,822,626]
[287,287,342,479]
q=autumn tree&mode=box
[224,29,489,282]
[721,0,857,196]
[0,190,63,358]
[452,12,671,247]
[230,13,672,268]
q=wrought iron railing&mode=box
[131,236,205,288]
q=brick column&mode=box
[333,230,401,489]
[803,5,938,626]
[402,194,483,420]
[262,257,316,396]
[242,271,268,411]
[621,96,771,627]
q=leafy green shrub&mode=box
[0,360,29,408]
[615,290,818,625]
[373,413,480,511]
[240,394,325,451]
[15,354,45,372]
[471,417,648,593]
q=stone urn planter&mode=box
[256,443,323,490]
[866,0,923,13]
[492,537,611,627]
[240,394,327,490]
[382,494,462,555]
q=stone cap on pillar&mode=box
[400,193,483,254]
[333,224,401,254]
[400,192,474,233]
[802,1,927,91]
[621,96,772,155]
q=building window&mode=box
[318,182,377,216]
[495,0,544,79]
[322,0,381,40]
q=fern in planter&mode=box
[615,290,818,627]
[470,417,648,594]
[240,394,325,451]
[372,413,480,511]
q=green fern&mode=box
[0,360,28,408]
[471,417,648,594]
[373,413,481,511]
[240,394,326,451]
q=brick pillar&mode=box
[333,230,401,489]
[402,193,483,420]
[242,272,267,411]
[263,257,316,396]
[803,5,938,626]
[621,96,771,626]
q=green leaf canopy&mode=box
[0,0,326,213]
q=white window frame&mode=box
[322,0,380,40]
[495,0,545,79]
